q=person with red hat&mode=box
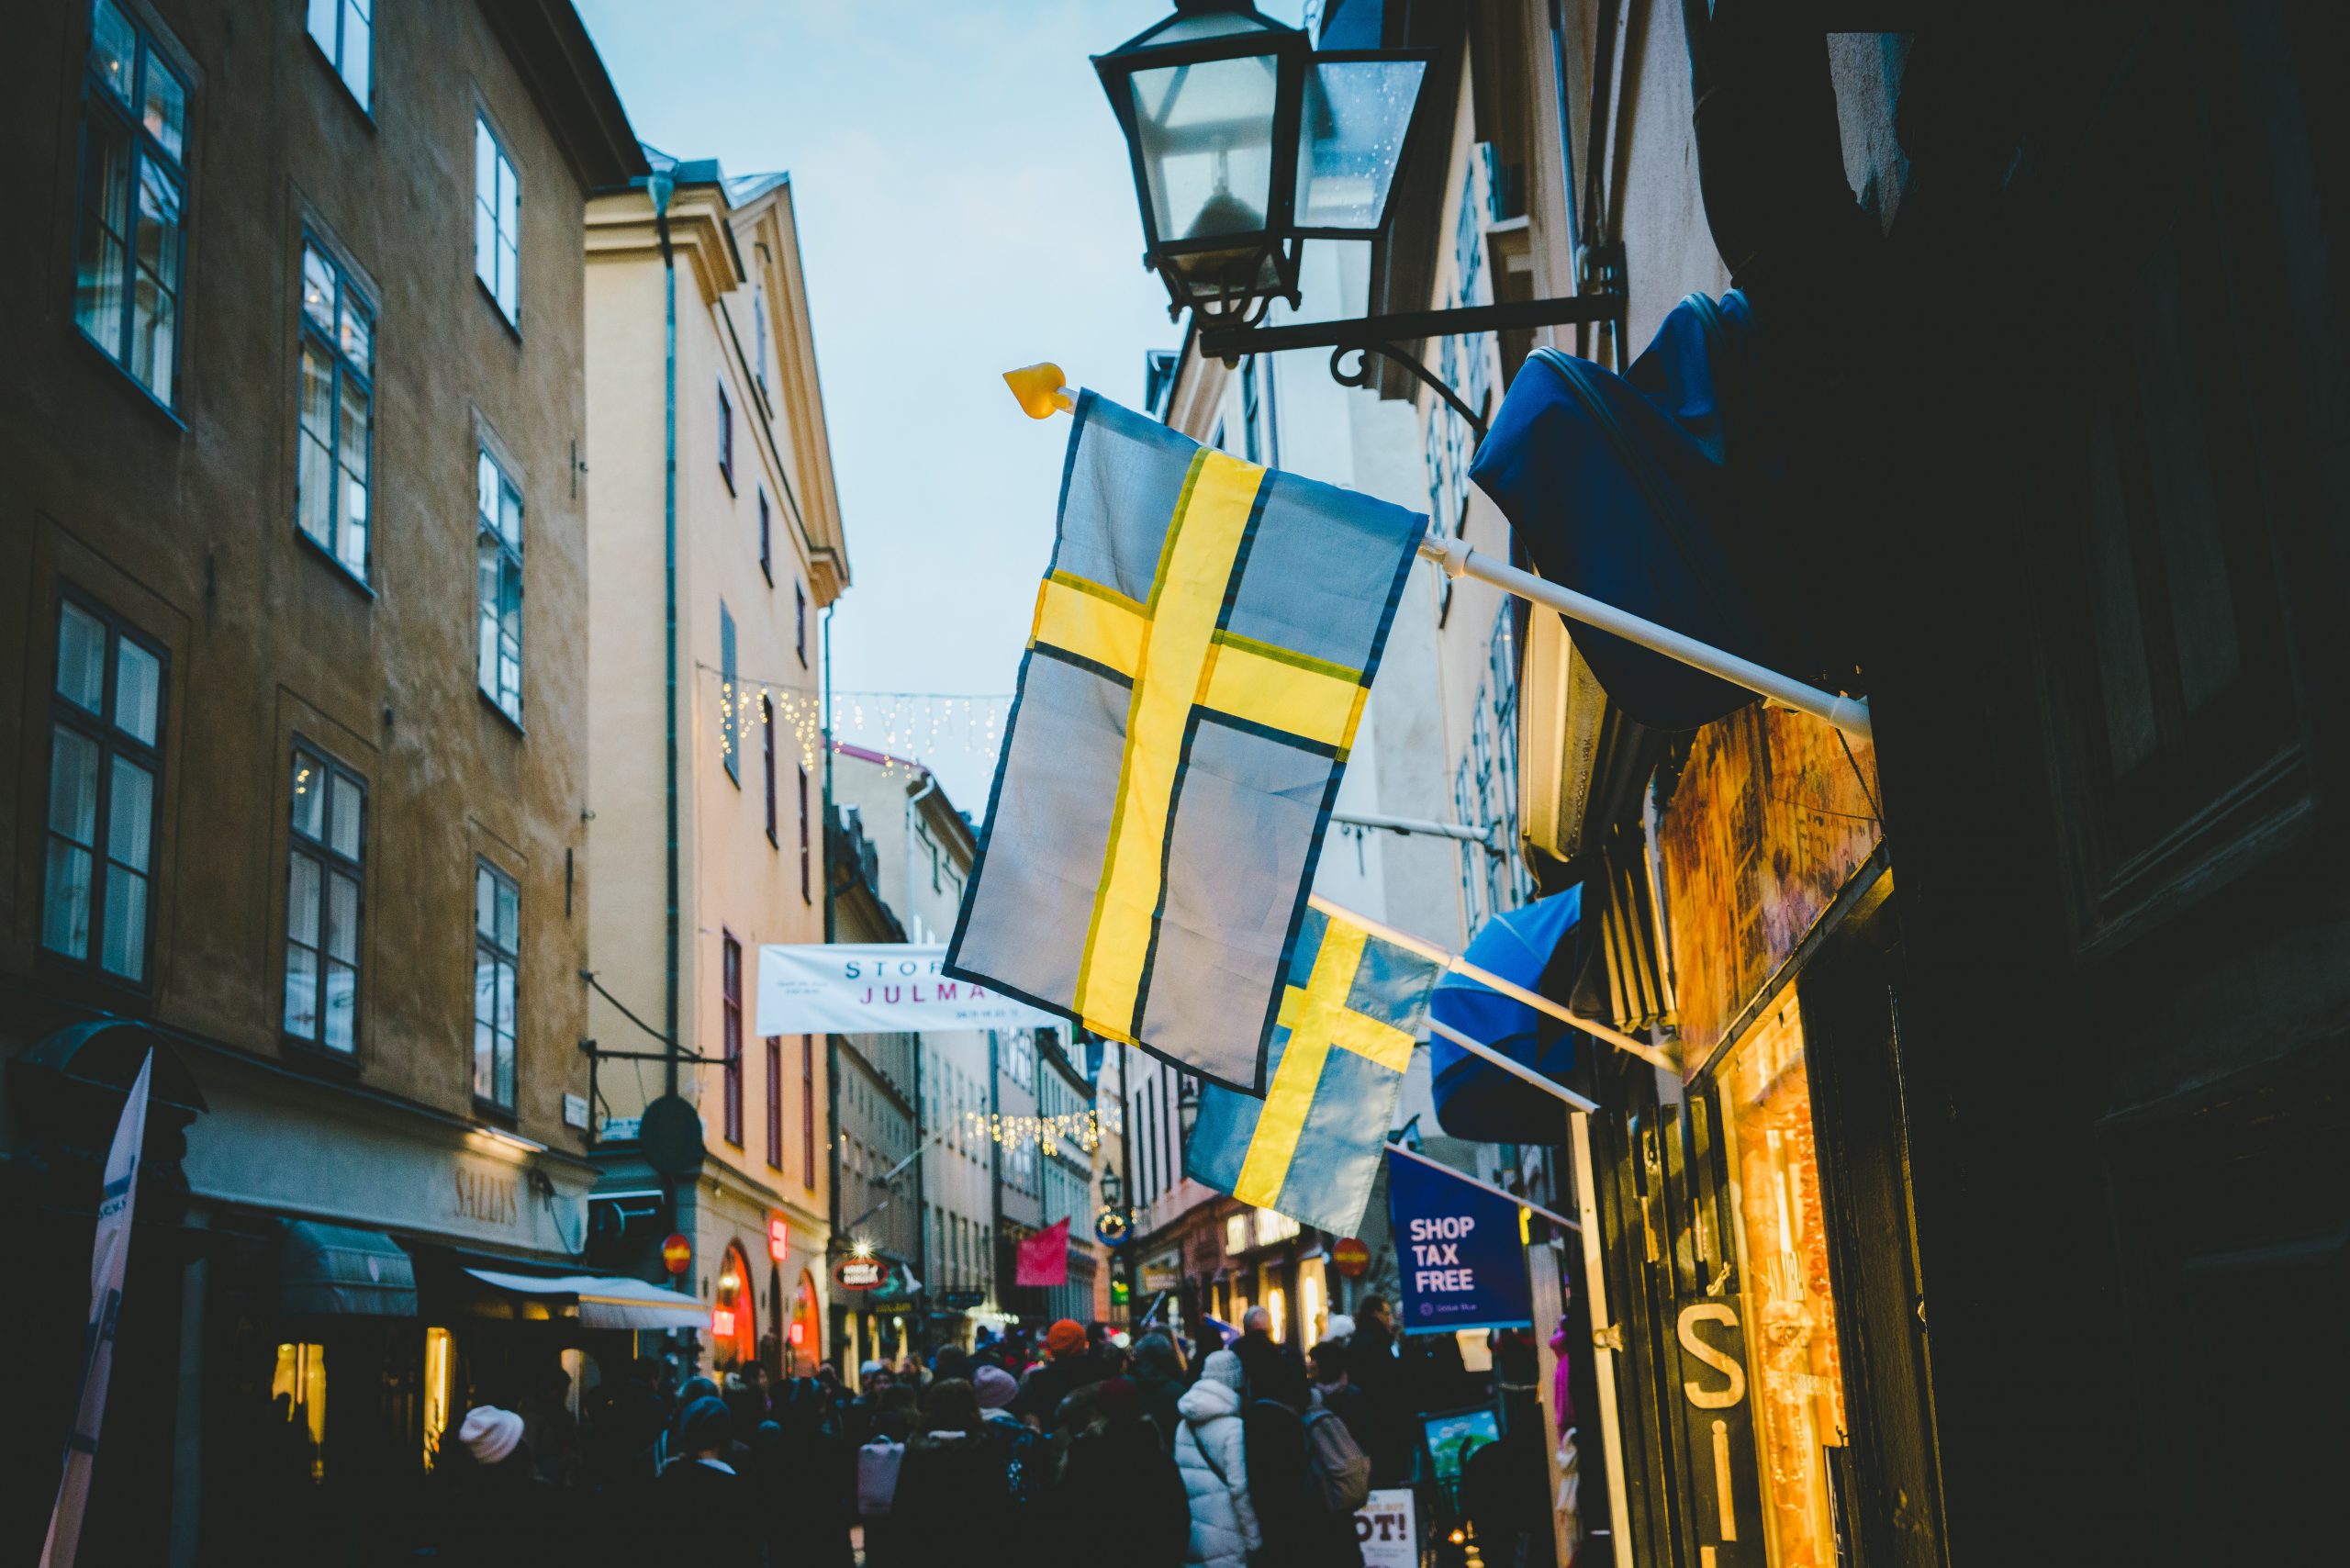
[1013,1318,1111,1429]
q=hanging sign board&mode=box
[834,1258,889,1292]
[757,944,1060,1035]
[1384,1148,1533,1334]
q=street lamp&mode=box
[1094,0,1430,326]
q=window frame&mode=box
[801,1035,816,1188]
[797,764,811,903]
[758,487,773,584]
[283,741,367,1057]
[303,0,373,114]
[41,588,168,988]
[763,694,778,846]
[722,931,744,1147]
[475,442,525,723]
[765,1033,784,1170]
[473,112,520,327]
[73,0,191,410]
[718,381,735,492]
[471,858,520,1112]
[795,582,808,667]
[295,235,377,585]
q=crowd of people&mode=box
[418,1295,1425,1567]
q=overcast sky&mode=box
[575,1,1306,809]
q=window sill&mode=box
[33,945,157,1010]
[476,277,522,342]
[74,326,186,431]
[473,1096,520,1126]
[478,687,527,735]
[294,527,377,599]
[281,1036,365,1078]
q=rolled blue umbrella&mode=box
[1427,887,1585,1142]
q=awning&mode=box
[1427,889,1587,1144]
[280,1222,418,1316]
[463,1268,706,1331]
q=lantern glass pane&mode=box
[1129,53,1280,244]
[1296,57,1426,233]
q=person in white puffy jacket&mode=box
[1175,1349,1262,1568]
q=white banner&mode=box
[756,944,1060,1036]
[1355,1487,1417,1568]
[42,1049,151,1568]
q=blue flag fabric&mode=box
[1387,1148,1533,1335]
[1184,906,1443,1237]
[1470,290,1820,732]
[1427,887,1584,1143]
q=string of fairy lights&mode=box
[966,1107,1102,1153]
[699,664,1013,779]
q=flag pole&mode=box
[1386,1141,1579,1232]
[1310,894,1678,1073]
[1427,1019,1600,1113]
[1004,364,1872,744]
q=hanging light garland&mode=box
[967,1107,1102,1153]
[701,666,1012,780]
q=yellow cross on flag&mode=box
[946,393,1426,1090]
[1185,907,1443,1236]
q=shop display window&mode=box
[1718,997,1849,1568]
[421,1327,453,1470]
[272,1340,328,1482]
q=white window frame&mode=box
[476,444,524,722]
[297,237,375,580]
[285,744,365,1054]
[473,114,519,324]
[304,0,371,111]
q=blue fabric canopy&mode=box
[1470,290,1820,733]
[1427,888,1585,1143]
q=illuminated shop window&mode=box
[1719,996,1849,1568]
[272,1340,329,1483]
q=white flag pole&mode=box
[41,1048,152,1568]
[1002,363,1873,744]
[1310,894,1678,1073]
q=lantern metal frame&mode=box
[1097,2,1625,436]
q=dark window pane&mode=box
[57,602,107,712]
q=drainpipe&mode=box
[649,161,681,1097]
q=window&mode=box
[766,1035,783,1169]
[285,745,364,1053]
[722,933,744,1146]
[801,1036,816,1187]
[795,582,808,666]
[753,283,769,398]
[720,602,739,782]
[476,447,524,720]
[472,861,519,1109]
[297,241,375,579]
[43,594,165,982]
[758,488,772,583]
[797,765,811,902]
[473,116,518,323]
[305,0,371,110]
[717,382,734,489]
[763,695,778,845]
[75,0,188,406]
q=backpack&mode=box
[1002,1422,1055,1511]
[1302,1406,1373,1514]
[856,1439,903,1516]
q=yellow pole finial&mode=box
[1004,363,1075,419]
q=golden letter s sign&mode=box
[1677,1302,1747,1410]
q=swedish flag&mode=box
[946,393,1425,1091]
[1183,907,1444,1237]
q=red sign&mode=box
[767,1215,789,1262]
[1332,1237,1371,1278]
[660,1233,692,1276]
[788,1320,806,1347]
[711,1307,736,1338]
[834,1257,887,1291]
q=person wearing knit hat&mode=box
[972,1364,1022,1426]
[1015,1318,1112,1429]
[456,1405,524,1467]
[656,1395,760,1554]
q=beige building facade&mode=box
[582,159,847,1375]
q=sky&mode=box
[575,0,1304,809]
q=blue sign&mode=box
[1385,1149,1532,1334]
